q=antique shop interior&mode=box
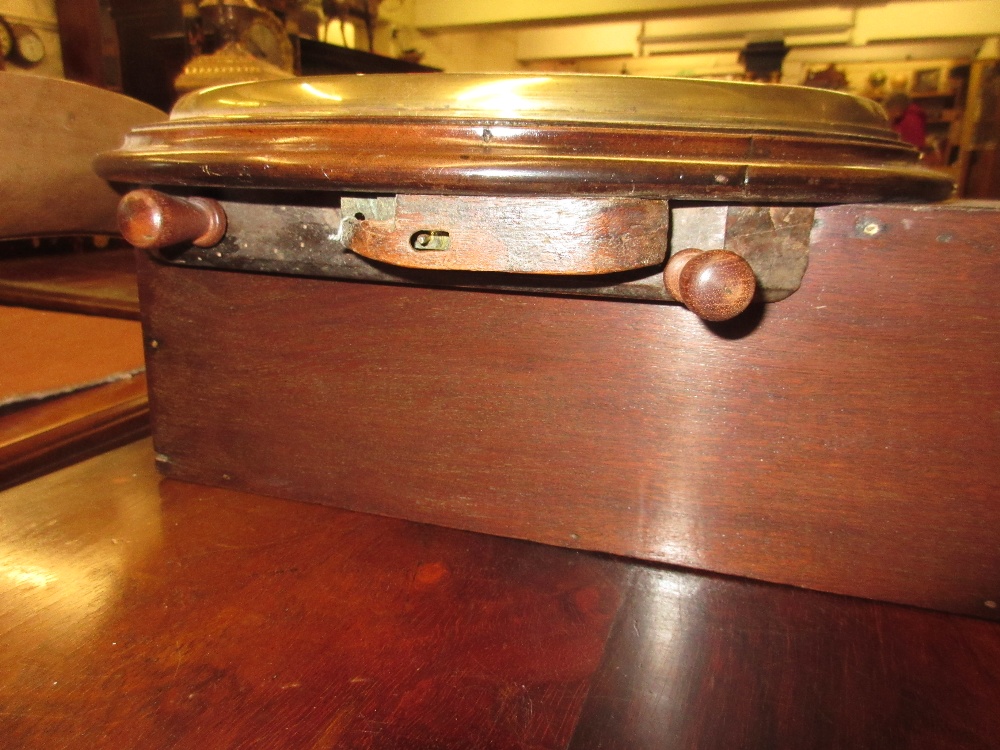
[2,1,1000,748]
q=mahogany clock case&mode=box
[98,74,998,619]
[133,200,1000,622]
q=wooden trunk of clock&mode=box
[134,200,1000,621]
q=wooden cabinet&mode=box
[958,58,1000,197]
[55,0,122,90]
[55,1,436,111]
[911,90,964,170]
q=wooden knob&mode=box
[663,248,701,302]
[664,249,756,322]
[117,188,226,250]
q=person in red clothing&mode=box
[884,93,927,150]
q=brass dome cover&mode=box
[96,73,953,203]
[172,73,893,142]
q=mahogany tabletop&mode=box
[1,439,998,749]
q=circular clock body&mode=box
[96,73,953,204]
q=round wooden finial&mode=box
[117,188,226,250]
[666,249,756,321]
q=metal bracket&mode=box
[140,193,812,308]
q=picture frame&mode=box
[912,67,941,93]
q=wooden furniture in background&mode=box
[53,1,437,111]
[0,74,151,490]
[104,0,188,112]
[55,0,123,90]
[0,305,148,489]
[0,439,998,748]
[898,88,968,174]
[0,74,164,242]
[0,247,139,319]
[0,306,144,406]
[298,36,439,74]
[0,374,148,491]
[959,57,1000,198]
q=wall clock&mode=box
[0,17,45,67]
[10,22,45,66]
[242,11,293,71]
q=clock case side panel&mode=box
[133,202,1000,620]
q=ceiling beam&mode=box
[509,0,1000,63]
[412,0,816,31]
[518,22,641,61]
[641,7,854,43]
[853,0,1000,44]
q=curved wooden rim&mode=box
[96,120,953,203]
[0,73,165,241]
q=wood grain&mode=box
[0,248,140,319]
[95,120,952,204]
[347,195,669,274]
[136,201,1000,618]
[0,439,625,749]
[569,566,1000,750]
[0,374,149,490]
[2,441,999,748]
[676,249,756,321]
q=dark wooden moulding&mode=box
[98,76,998,617]
[98,119,951,202]
[94,72,950,203]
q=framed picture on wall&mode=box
[913,67,941,93]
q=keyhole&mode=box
[410,230,451,251]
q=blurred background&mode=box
[1,0,997,194]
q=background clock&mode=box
[242,12,294,71]
[10,22,45,66]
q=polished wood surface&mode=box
[0,440,623,749]
[1,440,999,749]
[0,248,140,319]
[95,73,950,204]
[136,201,1000,618]
[0,374,148,491]
[570,566,1000,750]
[672,249,756,321]
[95,120,951,204]
[0,301,147,489]
[118,190,227,252]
